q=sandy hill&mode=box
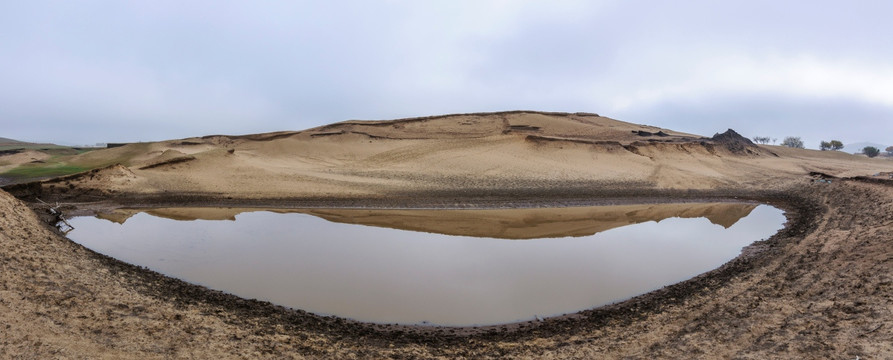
[5,111,892,200]
[0,137,74,179]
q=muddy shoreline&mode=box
[44,190,795,337]
[3,179,891,358]
[15,189,811,337]
[14,184,779,214]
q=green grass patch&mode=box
[1,164,90,179]
[0,143,143,183]
[0,145,102,154]
[75,148,100,155]
[0,144,73,151]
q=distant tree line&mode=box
[752,136,809,148]
[856,146,893,158]
[752,135,891,157]
[752,135,805,148]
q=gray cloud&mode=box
[1,0,891,149]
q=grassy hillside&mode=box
[0,137,103,183]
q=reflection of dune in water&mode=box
[94,202,757,239]
[95,207,240,223]
[303,203,757,239]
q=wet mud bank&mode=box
[2,179,891,358]
[11,182,784,215]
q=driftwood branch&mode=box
[36,198,74,232]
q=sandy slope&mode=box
[1,111,892,358]
[0,150,51,173]
[6,111,890,202]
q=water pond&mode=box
[66,202,785,326]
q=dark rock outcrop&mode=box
[711,129,759,155]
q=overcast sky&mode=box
[2,1,892,149]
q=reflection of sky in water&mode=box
[68,205,785,326]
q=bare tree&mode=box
[781,136,804,148]
[886,145,893,156]
[752,136,771,144]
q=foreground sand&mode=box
[2,112,892,358]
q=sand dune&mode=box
[8,111,890,202]
[0,149,52,173]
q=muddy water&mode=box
[66,203,785,326]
